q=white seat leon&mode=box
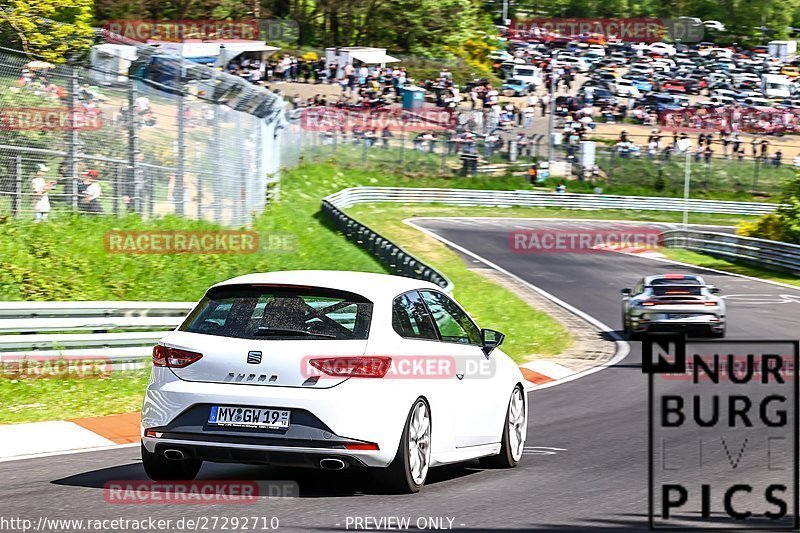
[141,270,528,493]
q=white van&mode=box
[510,64,542,87]
[762,74,794,98]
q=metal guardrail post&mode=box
[13,155,22,217]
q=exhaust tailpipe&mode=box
[319,458,347,470]
[163,449,186,461]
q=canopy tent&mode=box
[348,49,400,64]
[215,44,280,68]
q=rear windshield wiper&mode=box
[254,327,336,338]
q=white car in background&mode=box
[141,271,527,493]
[612,78,642,97]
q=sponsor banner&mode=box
[659,108,800,134]
[103,19,260,42]
[0,108,102,131]
[296,106,455,133]
[509,228,663,254]
[104,231,296,255]
[103,480,299,504]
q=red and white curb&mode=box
[520,360,577,390]
[592,243,665,259]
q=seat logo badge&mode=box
[456,372,464,380]
[247,351,262,364]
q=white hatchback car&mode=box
[141,271,527,493]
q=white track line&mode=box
[404,218,632,392]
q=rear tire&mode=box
[480,386,526,468]
[381,399,431,493]
[141,443,202,481]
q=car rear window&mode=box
[652,286,703,296]
[650,278,701,286]
[179,284,373,340]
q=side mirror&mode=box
[621,288,632,296]
[709,286,721,294]
[481,328,505,355]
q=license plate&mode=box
[208,406,290,430]
[667,314,694,319]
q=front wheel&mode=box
[141,443,202,481]
[381,399,432,493]
[480,386,526,468]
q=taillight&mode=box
[309,357,392,378]
[703,301,717,306]
[152,345,203,368]
[640,301,657,306]
[344,441,380,451]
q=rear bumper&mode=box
[631,315,725,334]
[141,369,415,468]
[142,438,374,468]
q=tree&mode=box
[0,0,94,63]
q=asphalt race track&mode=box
[1,218,798,532]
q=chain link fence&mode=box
[0,37,286,226]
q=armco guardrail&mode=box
[662,230,800,277]
[321,196,453,292]
[321,186,784,292]
[0,302,193,365]
[324,187,783,215]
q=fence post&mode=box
[67,56,79,211]
[113,163,121,216]
[127,77,140,214]
[213,103,222,224]
[175,67,185,217]
[440,136,447,175]
[13,154,22,217]
[195,141,203,220]
[752,157,760,194]
[399,121,405,164]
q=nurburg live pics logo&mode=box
[642,335,799,530]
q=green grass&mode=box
[0,370,149,424]
[659,248,800,288]
[0,164,529,301]
[346,205,573,362]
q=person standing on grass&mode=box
[31,163,55,223]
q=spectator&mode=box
[555,182,566,194]
[540,93,550,116]
[79,170,103,214]
[527,164,538,184]
[773,149,782,167]
[31,163,55,223]
[523,103,535,128]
